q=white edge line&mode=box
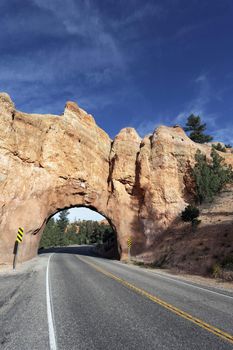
[87,256,233,300]
[123,262,233,300]
[46,253,57,350]
[148,270,233,300]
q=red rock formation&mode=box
[0,93,233,270]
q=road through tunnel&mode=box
[38,207,121,260]
[0,94,149,265]
[0,93,201,267]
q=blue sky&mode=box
[1,0,233,221]
[54,208,104,222]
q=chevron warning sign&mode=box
[16,227,24,243]
[13,227,24,270]
[127,237,132,248]
[127,237,132,261]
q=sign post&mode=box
[127,237,132,261]
[13,227,24,270]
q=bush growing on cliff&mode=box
[193,148,233,203]
[211,256,233,281]
[222,255,233,270]
[184,114,213,144]
[181,205,200,227]
[212,143,226,152]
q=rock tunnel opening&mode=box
[38,206,121,260]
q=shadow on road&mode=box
[38,245,99,258]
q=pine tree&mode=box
[39,217,61,248]
[57,209,69,231]
[56,209,70,246]
[184,114,213,143]
[39,215,115,249]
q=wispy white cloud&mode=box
[1,0,232,148]
[0,1,132,117]
[135,112,174,136]
[136,74,214,137]
[174,73,217,128]
[32,0,123,67]
[111,3,163,29]
[212,128,233,146]
[174,22,204,41]
[195,74,207,83]
[136,119,162,137]
[0,0,127,109]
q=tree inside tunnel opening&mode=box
[39,207,120,259]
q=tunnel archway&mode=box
[1,93,200,266]
[0,95,149,264]
[38,207,121,260]
[1,94,233,272]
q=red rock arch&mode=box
[0,94,146,263]
[2,93,231,266]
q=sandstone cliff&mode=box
[0,93,232,274]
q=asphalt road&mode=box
[0,245,233,350]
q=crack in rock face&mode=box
[0,93,233,265]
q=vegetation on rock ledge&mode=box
[181,205,201,227]
[212,143,226,153]
[193,147,233,204]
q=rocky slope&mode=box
[141,186,233,276]
[0,92,233,274]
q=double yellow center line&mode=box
[77,256,233,345]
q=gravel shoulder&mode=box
[126,263,233,292]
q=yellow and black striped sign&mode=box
[16,227,24,243]
[127,237,132,248]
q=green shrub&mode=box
[222,255,233,270]
[212,263,222,278]
[211,256,233,281]
[212,143,226,152]
[181,205,200,227]
[133,261,145,267]
[192,148,233,203]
